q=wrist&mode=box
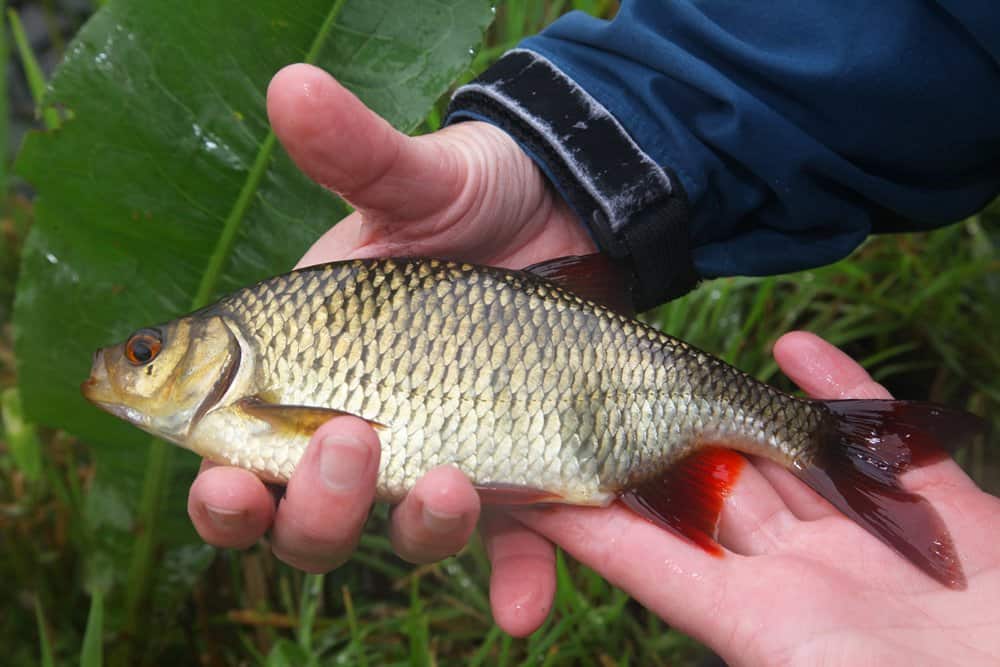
[444,49,699,309]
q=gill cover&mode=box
[82,314,241,444]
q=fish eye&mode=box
[125,329,163,366]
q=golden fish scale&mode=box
[216,259,823,501]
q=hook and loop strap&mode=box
[446,49,700,309]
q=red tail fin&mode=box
[795,400,985,589]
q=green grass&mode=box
[7,7,61,131]
[3,217,994,665]
[2,1,999,665]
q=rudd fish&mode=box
[81,255,982,587]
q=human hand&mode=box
[187,63,592,636]
[514,331,1000,664]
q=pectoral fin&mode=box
[237,396,386,437]
[475,483,566,505]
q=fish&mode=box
[81,254,983,588]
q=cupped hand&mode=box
[188,63,591,636]
[514,331,1000,665]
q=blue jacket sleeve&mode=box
[447,0,1000,307]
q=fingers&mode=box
[391,483,557,637]
[388,466,480,563]
[481,510,556,637]
[716,459,800,555]
[188,461,276,549]
[512,503,731,640]
[270,417,381,573]
[773,331,891,400]
[751,458,838,521]
[267,64,458,220]
[188,432,482,575]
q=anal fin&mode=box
[620,446,745,555]
[237,396,386,436]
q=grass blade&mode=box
[342,585,368,667]
[123,436,172,628]
[407,575,431,667]
[0,0,6,198]
[33,597,55,667]
[2,387,43,482]
[80,590,104,667]
[5,8,60,129]
[468,625,502,667]
[296,573,323,651]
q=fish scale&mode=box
[211,258,816,501]
[84,254,982,588]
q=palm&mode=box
[296,153,588,270]
[515,334,1000,664]
[719,487,1000,664]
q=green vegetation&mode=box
[2,1,997,665]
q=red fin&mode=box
[522,253,635,316]
[796,400,986,589]
[619,447,745,556]
[475,483,564,505]
[825,400,984,467]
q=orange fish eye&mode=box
[125,329,163,366]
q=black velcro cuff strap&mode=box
[445,49,699,309]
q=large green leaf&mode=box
[16,0,492,442]
[13,0,492,649]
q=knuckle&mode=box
[272,512,361,570]
[390,522,457,565]
[289,515,340,546]
[271,527,356,572]
[271,543,345,574]
[291,520,356,555]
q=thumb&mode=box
[266,63,460,221]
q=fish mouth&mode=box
[81,348,149,427]
[81,349,112,404]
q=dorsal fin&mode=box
[522,253,636,316]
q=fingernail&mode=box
[320,435,372,492]
[423,506,463,535]
[205,504,245,530]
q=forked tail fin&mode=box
[794,400,985,589]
